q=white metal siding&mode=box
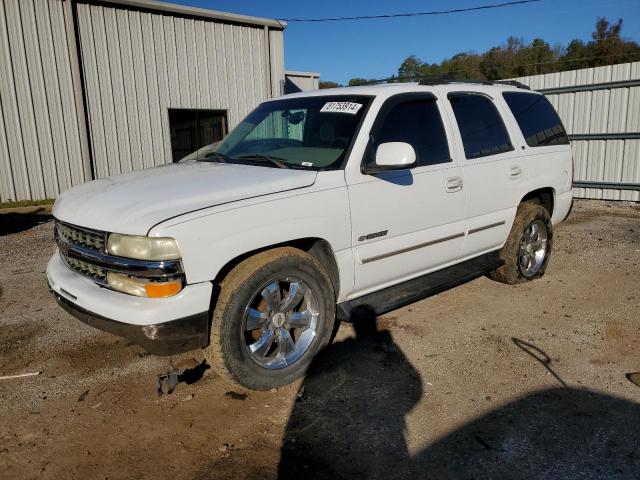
[76,3,276,178]
[0,0,90,202]
[514,62,640,201]
[270,29,285,97]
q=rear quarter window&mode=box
[503,92,569,147]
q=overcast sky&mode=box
[172,0,640,84]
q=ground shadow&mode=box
[410,387,640,479]
[0,211,52,236]
[278,305,422,479]
[178,360,210,385]
[277,310,640,479]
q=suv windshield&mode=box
[181,95,372,169]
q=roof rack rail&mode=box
[492,80,531,89]
[418,77,530,90]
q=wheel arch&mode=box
[213,237,341,297]
[520,187,555,217]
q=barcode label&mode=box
[320,102,363,115]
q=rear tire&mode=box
[489,202,553,284]
[204,247,336,390]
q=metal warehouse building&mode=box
[0,0,286,202]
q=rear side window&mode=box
[448,93,513,159]
[374,99,450,167]
[503,92,569,147]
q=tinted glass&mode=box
[449,94,512,159]
[375,100,450,167]
[169,109,227,162]
[503,92,569,147]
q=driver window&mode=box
[374,100,451,167]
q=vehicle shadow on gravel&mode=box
[278,305,423,479]
[408,387,640,479]
[278,308,640,479]
[0,211,52,236]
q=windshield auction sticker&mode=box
[320,102,363,114]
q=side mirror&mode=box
[364,142,416,174]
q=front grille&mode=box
[55,220,108,284]
[62,255,107,283]
[56,221,105,251]
[54,219,183,289]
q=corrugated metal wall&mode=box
[0,0,91,203]
[76,2,280,179]
[514,62,640,201]
[270,28,285,97]
[0,0,285,201]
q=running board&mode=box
[336,251,503,321]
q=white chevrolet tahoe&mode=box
[47,81,573,390]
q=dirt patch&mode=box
[53,336,145,371]
[590,320,640,366]
[195,438,281,480]
[0,199,639,479]
[0,323,45,371]
[378,314,423,335]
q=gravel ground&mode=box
[0,200,639,479]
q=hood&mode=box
[53,162,317,235]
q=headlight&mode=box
[106,234,181,260]
[107,272,182,298]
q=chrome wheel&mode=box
[242,277,319,369]
[518,219,548,277]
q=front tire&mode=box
[204,247,336,390]
[490,202,553,284]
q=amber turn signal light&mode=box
[144,280,183,298]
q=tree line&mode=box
[319,17,640,88]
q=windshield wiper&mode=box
[237,153,288,169]
[202,151,229,162]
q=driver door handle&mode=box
[510,166,523,179]
[445,176,463,193]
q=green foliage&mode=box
[0,198,54,209]
[396,17,640,82]
[319,80,341,89]
[348,78,369,86]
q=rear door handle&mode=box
[445,176,463,193]
[509,166,522,179]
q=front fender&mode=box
[150,179,353,298]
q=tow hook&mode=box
[156,370,180,396]
[156,358,209,396]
